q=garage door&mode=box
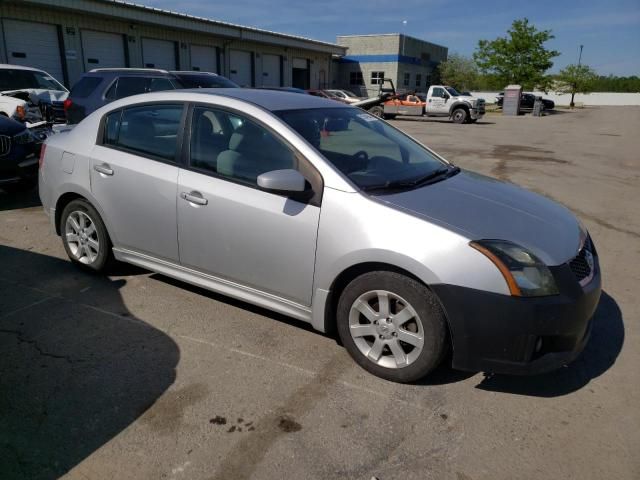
[141,38,177,70]
[190,45,217,73]
[2,19,65,83]
[229,50,252,87]
[291,57,309,89]
[81,30,127,72]
[261,54,280,87]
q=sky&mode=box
[142,0,640,76]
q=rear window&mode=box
[105,76,179,100]
[70,77,102,98]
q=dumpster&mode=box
[503,85,522,116]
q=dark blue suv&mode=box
[65,69,238,124]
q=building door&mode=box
[81,30,127,71]
[291,57,309,89]
[229,50,252,87]
[260,54,280,87]
[2,19,65,83]
[190,45,217,73]
[141,38,177,70]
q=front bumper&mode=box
[432,257,602,375]
[470,106,485,120]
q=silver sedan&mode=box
[39,89,601,382]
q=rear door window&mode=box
[111,77,148,99]
[148,77,176,92]
[70,77,102,98]
[103,104,184,161]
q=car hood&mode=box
[1,88,68,103]
[0,114,28,135]
[376,170,582,266]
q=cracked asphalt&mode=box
[1,106,639,480]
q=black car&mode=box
[65,69,238,124]
[496,92,555,110]
[0,115,42,191]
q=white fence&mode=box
[471,91,640,106]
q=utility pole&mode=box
[570,44,584,108]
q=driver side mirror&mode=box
[257,169,311,198]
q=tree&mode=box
[555,64,598,107]
[437,54,479,91]
[474,18,559,90]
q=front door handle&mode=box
[180,191,208,206]
[94,164,114,176]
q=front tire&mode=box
[336,271,447,383]
[451,108,468,124]
[60,199,112,272]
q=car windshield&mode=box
[342,90,359,98]
[0,69,67,92]
[445,87,461,97]
[276,107,452,191]
[175,74,238,88]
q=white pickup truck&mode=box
[422,85,485,123]
[357,81,485,124]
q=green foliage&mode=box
[437,54,479,90]
[555,64,597,95]
[474,18,559,90]
[590,75,640,92]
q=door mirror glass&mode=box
[257,169,308,194]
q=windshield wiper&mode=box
[363,165,459,192]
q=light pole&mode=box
[578,44,584,66]
[570,44,584,108]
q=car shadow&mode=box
[0,246,179,480]
[0,184,42,211]
[474,291,623,397]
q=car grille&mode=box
[13,130,32,145]
[0,135,11,156]
[569,238,594,284]
[50,101,66,123]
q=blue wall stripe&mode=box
[339,54,439,68]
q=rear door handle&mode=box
[94,164,114,176]
[180,191,208,206]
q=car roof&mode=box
[83,68,174,77]
[0,63,48,73]
[171,71,220,76]
[156,88,349,111]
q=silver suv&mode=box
[39,89,601,382]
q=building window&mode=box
[403,72,410,87]
[349,71,364,86]
[371,71,385,85]
[415,74,422,88]
[426,74,432,87]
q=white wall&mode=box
[471,91,640,106]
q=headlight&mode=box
[470,240,559,297]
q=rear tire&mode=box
[369,106,384,118]
[336,271,447,383]
[60,199,113,272]
[451,108,467,124]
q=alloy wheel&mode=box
[65,210,100,265]
[348,290,425,369]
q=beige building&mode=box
[0,0,346,88]
[335,34,448,96]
